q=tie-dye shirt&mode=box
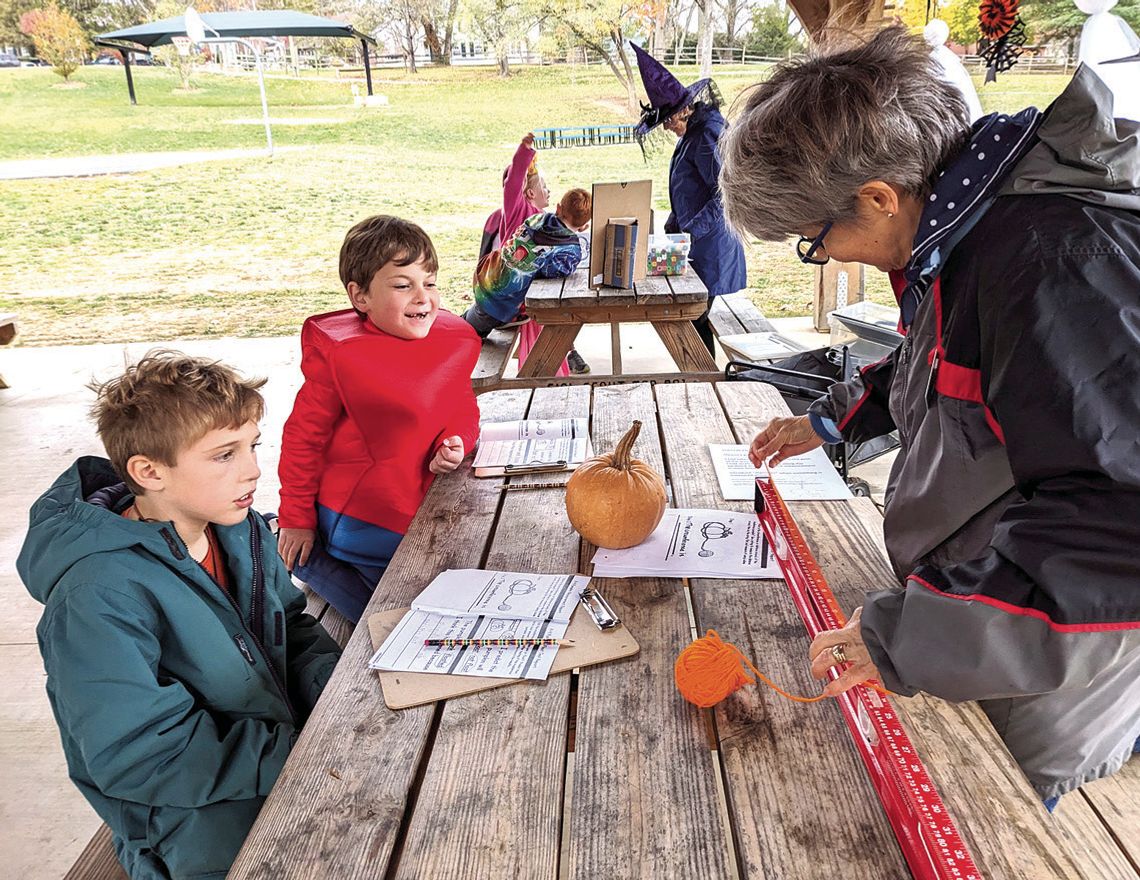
[472,212,582,323]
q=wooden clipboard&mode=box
[367,605,640,710]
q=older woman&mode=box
[631,43,747,354]
[719,26,1140,806]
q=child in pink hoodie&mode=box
[474,133,590,375]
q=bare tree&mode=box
[442,0,459,61]
[673,0,696,64]
[695,0,712,75]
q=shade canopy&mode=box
[95,10,373,51]
[94,10,376,104]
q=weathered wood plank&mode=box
[665,271,710,303]
[1051,790,1140,880]
[517,324,581,378]
[595,277,638,307]
[634,273,675,306]
[531,302,708,326]
[319,604,354,650]
[526,275,566,309]
[656,381,906,879]
[560,267,600,308]
[569,382,734,880]
[392,386,589,880]
[722,293,777,334]
[302,583,327,620]
[471,327,519,392]
[64,824,129,880]
[718,379,1104,878]
[1081,758,1140,871]
[228,389,533,880]
[708,296,746,338]
[653,321,719,373]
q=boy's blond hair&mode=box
[90,350,266,494]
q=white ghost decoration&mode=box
[924,20,984,123]
[1075,0,1140,120]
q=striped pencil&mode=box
[424,637,574,648]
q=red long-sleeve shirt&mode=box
[278,309,481,534]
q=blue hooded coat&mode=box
[18,457,341,879]
[665,104,748,296]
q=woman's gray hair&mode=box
[719,25,971,242]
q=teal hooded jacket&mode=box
[18,457,341,879]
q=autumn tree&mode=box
[19,2,88,80]
[894,0,985,46]
[461,0,539,76]
[548,0,646,112]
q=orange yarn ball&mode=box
[674,630,754,708]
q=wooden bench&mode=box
[0,312,16,389]
[469,326,519,395]
[64,824,127,880]
[708,293,809,364]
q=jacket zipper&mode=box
[165,517,298,724]
[240,516,298,724]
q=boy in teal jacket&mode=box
[17,351,341,880]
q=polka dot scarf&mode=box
[898,107,1043,328]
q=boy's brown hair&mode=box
[90,350,267,494]
[558,188,592,229]
[339,215,440,293]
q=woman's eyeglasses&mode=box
[796,222,832,265]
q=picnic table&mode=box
[228,380,1134,880]
[521,268,717,378]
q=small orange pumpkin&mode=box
[565,420,667,549]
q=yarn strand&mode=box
[674,629,888,708]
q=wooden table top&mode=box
[230,380,1124,880]
[526,267,708,313]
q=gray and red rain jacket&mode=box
[809,67,1140,798]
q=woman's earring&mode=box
[887,212,895,218]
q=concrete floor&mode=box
[0,317,894,877]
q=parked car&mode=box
[21,58,50,67]
[0,53,21,68]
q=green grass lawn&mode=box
[0,64,1071,346]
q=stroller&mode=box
[725,339,900,498]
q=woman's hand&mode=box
[748,415,825,468]
[808,607,881,698]
[521,132,535,150]
[430,436,465,474]
[278,527,315,571]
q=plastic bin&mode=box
[646,233,690,276]
[828,301,903,370]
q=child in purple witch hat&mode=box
[631,42,747,355]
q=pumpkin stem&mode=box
[613,420,642,470]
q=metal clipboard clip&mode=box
[503,460,568,475]
[579,587,620,630]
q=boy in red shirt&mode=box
[276,216,481,621]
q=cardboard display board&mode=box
[368,605,640,709]
[589,180,653,289]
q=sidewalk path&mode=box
[0,145,308,180]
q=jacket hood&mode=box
[17,456,188,604]
[1002,64,1140,210]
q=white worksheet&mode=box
[411,569,588,625]
[591,509,783,579]
[367,610,567,680]
[708,444,852,502]
[473,418,592,470]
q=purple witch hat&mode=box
[630,41,716,139]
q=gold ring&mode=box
[831,644,848,665]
